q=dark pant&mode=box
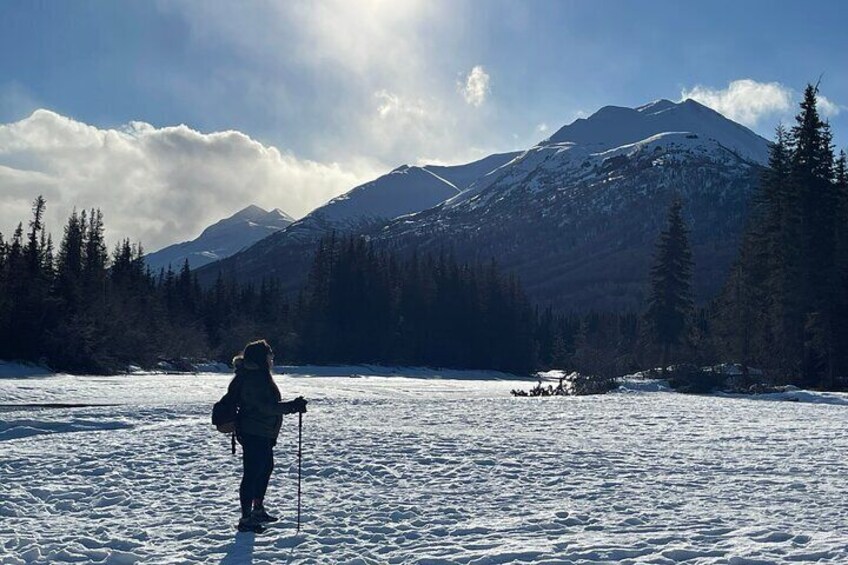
[239,434,274,518]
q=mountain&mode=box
[145,205,294,272]
[197,98,769,312]
[544,98,768,163]
[374,98,770,311]
[422,151,521,191]
[194,154,519,289]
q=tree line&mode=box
[639,84,848,390]
[1,84,844,388]
[713,84,848,389]
[0,206,548,373]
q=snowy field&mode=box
[1,370,847,564]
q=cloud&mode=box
[0,110,379,251]
[816,94,842,118]
[152,2,504,169]
[680,79,794,127]
[681,79,844,129]
[375,90,428,120]
[460,66,491,107]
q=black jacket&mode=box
[234,359,297,439]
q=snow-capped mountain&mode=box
[197,98,769,311]
[377,99,770,311]
[545,98,768,163]
[423,151,521,191]
[145,205,294,272]
[194,154,519,289]
[283,164,461,241]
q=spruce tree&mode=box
[717,84,842,387]
[790,84,838,386]
[645,197,694,371]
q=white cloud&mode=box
[460,66,491,107]
[537,123,549,133]
[0,110,379,251]
[155,2,503,168]
[375,90,427,120]
[680,79,794,127]
[681,79,845,129]
[816,94,842,118]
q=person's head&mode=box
[242,339,274,371]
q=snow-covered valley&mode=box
[1,372,847,564]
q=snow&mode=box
[715,389,848,407]
[145,205,293,271]
[1,371,847,564]
[544,98,770,165]
[311,166,459,226]
[444,129,747,213]
[271,165,462,244]
[423,152,521,192]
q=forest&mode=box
[0,86,845,390]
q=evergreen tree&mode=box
[645,197,694,371]
[717,84,843,388]
[790,84,838,386]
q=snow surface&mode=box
[2,372,847,564]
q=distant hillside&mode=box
[145,205,294,272]
[194,153,519,289]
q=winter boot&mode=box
[252,505,279,523]
[237,514,266,533]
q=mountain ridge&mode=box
[145,205,294,272]
[194,153,520,289]
[196,98,769,311]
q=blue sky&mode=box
[1,0,847,249]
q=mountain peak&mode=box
[268,208,295,222]
[146,205,293,272]
[231,204,268,221]
[544,98,769,164]
[635,98,677,114]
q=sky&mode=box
[1,0,847,251]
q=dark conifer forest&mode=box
[0,86,845,389]
[0,209,543,374]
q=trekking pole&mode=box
[297,411,303,533]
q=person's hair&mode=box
[235,339,280,398]
[242,339,273,368]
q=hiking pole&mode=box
[297,411,303,533]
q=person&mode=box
[231,339,307,532]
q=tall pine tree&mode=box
[645,197,694,371]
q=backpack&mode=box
[212,375,242,454]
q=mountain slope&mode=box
[146,205,294,272]
[422,152,521,191]
[545,98,769,164]
[376,99,770,311]
[198,98,769,312]
[195,165,464,288]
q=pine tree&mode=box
[717,84,842,388]
[790,84,838,386]
[645,197,694,371]
[25,196,47,273]
[833,150,848,383]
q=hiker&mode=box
[232,339,307,532]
